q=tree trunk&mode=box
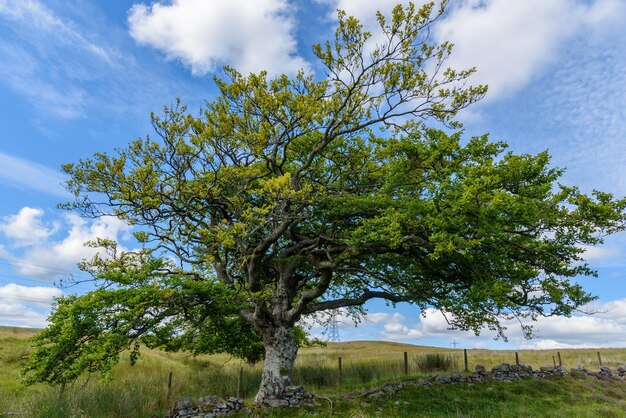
[254,324,298,406]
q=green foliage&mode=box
[22,245,260,385]
[413,353,458,372]
[26,1,626,394]
[22,240,324,384]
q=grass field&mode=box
[2,325,626,417]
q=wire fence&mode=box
[157,347,624,401]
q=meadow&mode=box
[2,326,626,417]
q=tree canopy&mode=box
[24,1,626,404]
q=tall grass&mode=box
[3,327,626,417]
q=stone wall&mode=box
[165,385,312,417]
[166,364,626,416]
[354,363,626,399]
[165,396,245,418]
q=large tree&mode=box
[24,2,626,404]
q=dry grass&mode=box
[298,341,626,371]
[0,325,39,339]
[3,326,626,417]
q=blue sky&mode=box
[1,0,626,350]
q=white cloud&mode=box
[533,26,626,196]
[128,0,309,77]
[0,0,112,61]
[0,207,131,280]
[19,215,130,279]
[0,152,69,197]
[0,0,195,121]
[0,0,114,118]
[0,244,10,258]
[0,301,49,328]
[0,283,62,328]
[303,296,626,348]
[365,312,424,340]
[315,0,422,25]
[580,245,621,262]
[435,0,625,100]
[381,318,424,340]
[0,283,62,307]
[0,207,131,328]
[318,0,623,102]
[529,314,624,342]
[364,312,395,325]
[362,298,626,349]
[0,207,57,246]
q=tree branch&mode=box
[301,290,412,315]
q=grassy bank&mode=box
[2,326,626,417]
[267,375,626,417]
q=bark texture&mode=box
[254,325,298,405]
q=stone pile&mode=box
[353,363,626,399]
[261,385,314,408]
[571,364,626,379]
[165,396,245,418]
[166,385,314,417]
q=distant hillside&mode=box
[0,325,39,338]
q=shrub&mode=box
[414,353,458,372]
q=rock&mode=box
[265,398,290,408]
[450,373,464,383]
[492,363,511,373]
[475,365,486,373]
[435,374,452,384]
[598,366,613,378]
[166,396,245,418]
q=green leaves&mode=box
[22,249,256,385]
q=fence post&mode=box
[515,352,519,366]
[338,356,342,385]
[166,371,173,402]
[464,349,468,372]
[58,382,65,400]
[404,352,408,375]
[557,352,562,367]
[597,351,602,367]
[552,356,556,366]
[237,367,243,398]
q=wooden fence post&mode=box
[552,356,556,366]
[237,367,243,398]
[464,349,468,372]
[557,352,562,367]
[515,352,519,366]
[58,382,66,400]
[597,351,602,367]
[404,352,408,375]
[338,356,342,385]
[166,371,173,402]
